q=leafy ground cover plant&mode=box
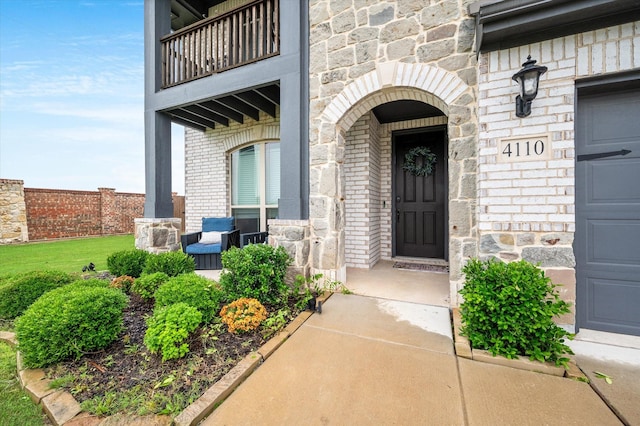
[0,270,73,319]
[154,273,224,323]
[132,272,169,300]
[220,244,291,306]
[220,298,268,334]
[16,284,128,368]
[459,258,573,366]
[107,249,149,278]
[144,303,202,362]
[143,251,195,277]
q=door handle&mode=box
[397,209,400,222]
[577,149,631,162]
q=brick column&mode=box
[99,188,117,235]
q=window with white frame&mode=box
[231,141,279,234]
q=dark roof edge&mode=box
[471,0,640,53]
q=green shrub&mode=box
[143,251,195,277]
[107,249,149,278]
[459,258,573,366]
[67,278,111,289]
[132,272,169,300]
[220,245,292,306]
[154,273,223,323]
[0,270,73,319]
[144,302,202,362]
[15,285,127,368]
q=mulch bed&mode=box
[44,293,297,416]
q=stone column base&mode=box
[268,219,311,281]
[134,218,182,254]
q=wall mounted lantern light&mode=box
[512,55,547,118]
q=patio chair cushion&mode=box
[200,231,223,244]
[185,242,223,255]
[202,217,234,233]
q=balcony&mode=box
[161,0,280,88]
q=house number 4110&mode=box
[502,140,544,157]
[497,135,551,163]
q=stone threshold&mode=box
[0,294,330,426]
[451,308,587,381]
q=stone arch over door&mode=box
[310,62,477,303]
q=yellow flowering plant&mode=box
[220,298,268,334]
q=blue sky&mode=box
[0,0,185,194]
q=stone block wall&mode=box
[134,218,182,254]
[477,21,640,324]
[0,179,28,244]
[267,219,311,280]
[309,0,478,287]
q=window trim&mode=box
[230,140,279,232]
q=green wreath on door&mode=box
[402,146,437,177]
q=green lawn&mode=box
[0,235,135,276]
[0,342,49,426]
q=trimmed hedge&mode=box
[0,270,74,319]
[154,273,223,323]
[143,251,195,277]
[107,249,149,278]
[220,244,291,306]
[15,285,128,368]
[132,272,169,300]
[459,259,573,366]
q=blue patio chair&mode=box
[181,217,240,269]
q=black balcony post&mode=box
[144,0,174,218]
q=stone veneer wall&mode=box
[184,110,280,232]
[134,218,182,254]
[0,179,28,244]
[309,0,478,289]
[267,219,311,279]
[477,22,640,325]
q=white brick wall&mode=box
[184,110,279,232]
[478,22,640,234]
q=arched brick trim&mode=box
[222,124,280,152]
[321,63,468,130]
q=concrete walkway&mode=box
[202,293,623,425]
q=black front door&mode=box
[394,129,446,259]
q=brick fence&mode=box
[0,179,184,243]
[24,187,145,240]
